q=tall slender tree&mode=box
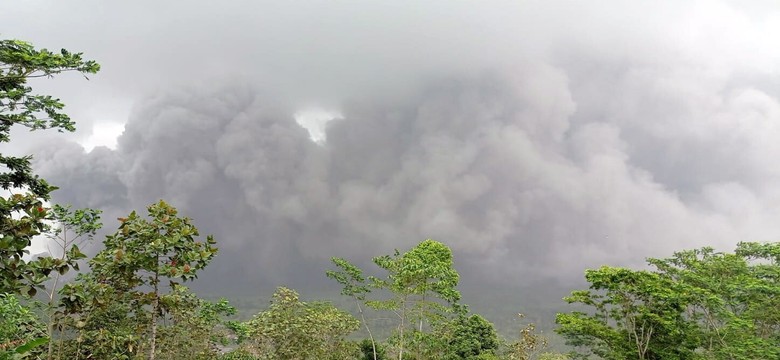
[368,239,462,360]
[327,257,379,360]
[41,205,101,360]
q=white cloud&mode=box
[80,122,126,151]
[294,108,342,144]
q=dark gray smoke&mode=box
[4,0,778,298]
[34,67,780,293]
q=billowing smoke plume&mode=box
[34,64,780,292]
[10,0,780,295]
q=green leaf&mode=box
[13,337,49,355]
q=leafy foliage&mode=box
[0,293,45,359]
[327,257,380,360]
[503,314,558,360]
[0,39,100,131]
[89,200,218,289]
[358,339,388,360]
[368,239,462,359]
[57,285,146,360]
[650,244,780,359]
[219,349,260,360]
[446,313,500,360]
[156,286,237,360]
[557,242,780,360]
[57,201,218,360]
[556,266,697,360]
[242,286,360,360]
[0,38,99,296]
[40,205,101,360]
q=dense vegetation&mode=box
[2,38,779,360]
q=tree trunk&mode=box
[357,301,378,360]
[47,317,55,360]
[47,225,66,360]
[398,296,406,360]
[417,293,425,356]
[419,292,426,332]
[47,271,62,360]
[150,268,159,360]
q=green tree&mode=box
[505,314,550,360]
[327,240,463,360]
[556,266,697,360]
[649,244,780,359]
[40,205,101,360]
[358,339,387,360]
[63,201,218,360]
[446,313,500,360]
[219,349,260,360]
[556,244,780,360]
[0,293,45,359]
[243,286,360,360]
[327,257,379,360]
[156,285,237,360]
[0,38,99,296]
[535,353,570,360]
[57,276,146,360]
[368,239,462,360]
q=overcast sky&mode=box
[3,0,780,297]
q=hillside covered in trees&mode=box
[3,16,780,360]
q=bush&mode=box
[359,339,387,360]
[0,293,45,359]
[219,348,260,360]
